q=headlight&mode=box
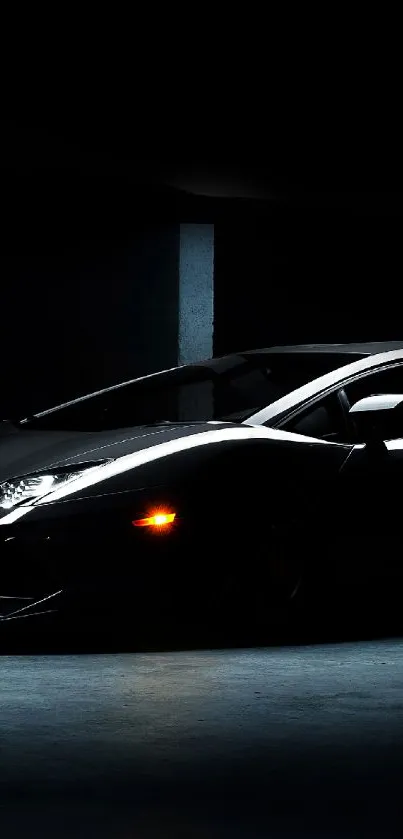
[0,475,58,508]
[0,462,108,510]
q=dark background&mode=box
[2,92,403,418]
[4,49,403,839]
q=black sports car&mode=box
[2,341,403,650]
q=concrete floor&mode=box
[1,641,403,838]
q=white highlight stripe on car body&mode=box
[0,425,333,525]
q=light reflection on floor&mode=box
[1,640,403,837]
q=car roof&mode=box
[243,341,403,357]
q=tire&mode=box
[202,521,305,644]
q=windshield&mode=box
[20,352,353,432]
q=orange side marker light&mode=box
[132,512,176,528]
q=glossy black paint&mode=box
[2,342,403,650]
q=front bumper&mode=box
[0,493,220,651]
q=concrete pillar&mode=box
[177,224,215,420]
[178,224,214,365]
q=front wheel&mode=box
[204,522,305,644]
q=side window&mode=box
[344,364,403,406]
[280,364,403,444]
[282,394,345,441]
[344,364,403,443]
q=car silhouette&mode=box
[2,341,403,650]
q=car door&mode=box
[279,361,403,593]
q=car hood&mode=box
[0,422,241,483]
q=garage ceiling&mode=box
[2,90,403,212]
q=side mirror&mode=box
[349,394,403,445]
